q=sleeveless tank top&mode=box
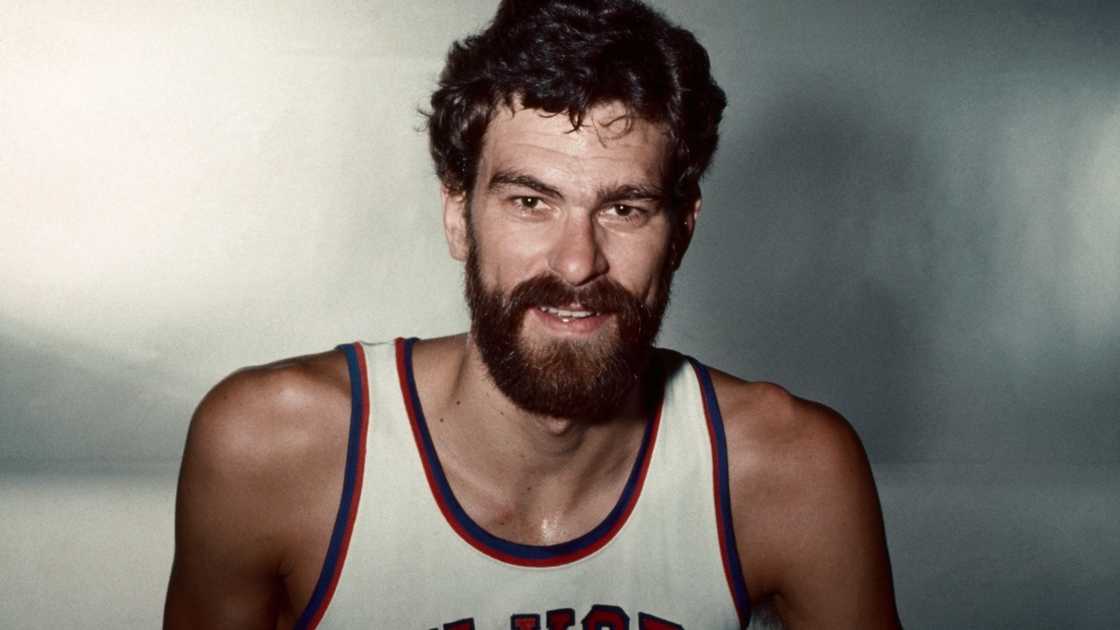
[295,338,751,629]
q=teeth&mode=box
[540,306,596,319]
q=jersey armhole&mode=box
[294,342,372,630]
[689,359,752,628]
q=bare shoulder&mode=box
[707,368,901,629]
[166,348,353,629]
[186,349,352,475]
[178,349,353,516]
[707,369,868,490]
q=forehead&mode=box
[477,102,670,192]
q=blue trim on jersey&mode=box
[690,359,752,627]
[401,337,657,562]
[294,343,367,629]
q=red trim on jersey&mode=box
[693,361,751,627]
[303,342,371,629]
[396,337,662,567]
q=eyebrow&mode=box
[488,170,563,199]
[597,183,665,205]
[488,169,665,204]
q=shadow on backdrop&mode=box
[678,64,1120,465]
[0,316,196,465]
[677,79,930,462]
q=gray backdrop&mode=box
[2,1,1117,627]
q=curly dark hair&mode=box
[425,0,727,210]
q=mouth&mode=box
[536,305,600,322]
[531,303,612,334]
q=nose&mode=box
[546,213,608,286]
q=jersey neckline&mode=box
[394,336,664,568]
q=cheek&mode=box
[610,239,674,302]
[473,227,547,289]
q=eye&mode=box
[601,203,650,225]
[512,196,544,211]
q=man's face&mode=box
[444,102,698,419]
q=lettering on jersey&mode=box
[582,604,629,629]
[439,606,681,629]
[512,614,541,630]
[637,613,684,630]
[547,608,576,630]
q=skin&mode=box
[164,103,901,629]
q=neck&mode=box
[461,333,648,466]
[412,333,654,499]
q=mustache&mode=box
[504,274,645,317]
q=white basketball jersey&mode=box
[294,338,751,629]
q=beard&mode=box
[464,244,673,421]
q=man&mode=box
[165,0,901,628]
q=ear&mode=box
[670,197,702,270]
[442,186,470,262]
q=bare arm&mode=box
[164,373,287,629]
[768,404,899,628]
[720,376,901,629]
[164,356,350,629]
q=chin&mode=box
[480,325,643,420]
